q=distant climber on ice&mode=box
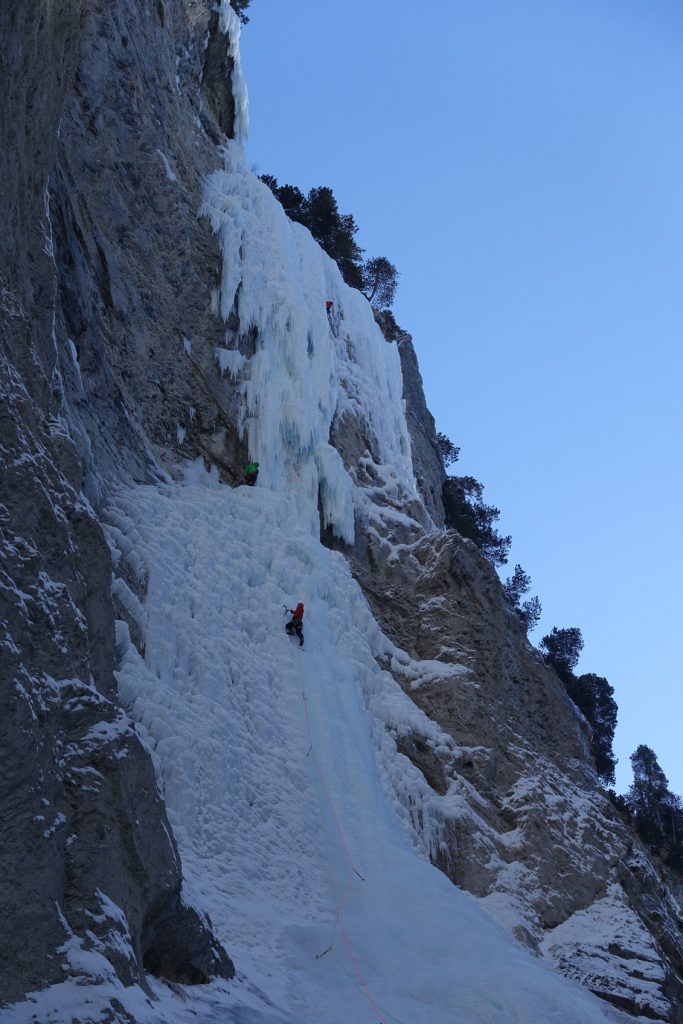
[285,602,304,647]
[325,300,333,315]
[243,460,259,486]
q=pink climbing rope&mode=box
[297,658,389,1024]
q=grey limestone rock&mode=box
[1,0,236,1010]
[396,330,445,527]
[50,0,249,496]
[343,506,683,1020]
[374,310,446,527]
[0,351,233,1006]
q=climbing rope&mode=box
[296,654,391,1024]
[330,948,411,1024]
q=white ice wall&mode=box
[200,12,417,544]
[99,474,618,1024]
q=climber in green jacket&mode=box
[243,461,259,486]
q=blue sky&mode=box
[240,0,683,795]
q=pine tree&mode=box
[539,626,584,682]
[540,630,619,784]
[230,0,252,24]
[504,564,532,606]
[566,673,618,784]
[519,595,542,632]
[436,432,460,468]
[260,176,309,225]
[306,187,340,250]
[503,565,542,631]
[628,745,671,848]
[259,175,394,296]
[664,794,683,872]
[277,184,308,225]
[292,188,363,288]
[259,173,278,191]
[626,746,683,873]
[334,212,365,289]
[442,476,511,566]
[361,257,399,309]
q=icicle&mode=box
[314,444,355,544]
[214,347,245,378]
[217,1,249,146]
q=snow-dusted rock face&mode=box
[0,353,233,1002]
[2,0,682,1022]
[344,510,683,1021]
[395,328,446,527]
[49,0,251,496]
[1,0,238,1008]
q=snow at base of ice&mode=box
[46,469,618,1024]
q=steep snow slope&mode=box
[101,470,621,1024]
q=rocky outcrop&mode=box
[330,285,683,1023]
[325,298,683,1020]
[338,498,683,1020]
[375,311,445,526]
[0,300,233,1009]
[396,331,445,526]
[202,9,238,138]
[51,0,249,495]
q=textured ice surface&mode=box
[200,141,417,544]
[87,471,620,1024]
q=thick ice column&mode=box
[201,9,419,544]
[218,1,249,145]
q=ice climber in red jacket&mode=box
[285,603,304,647]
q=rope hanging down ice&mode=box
[296,654,391,1024]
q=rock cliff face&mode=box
[1,0,237,1008]
[343,521,683,1021]
[50,0,249,494]
[394,327,445,526]
[1,0,682,1021]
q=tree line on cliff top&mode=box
[540,627,683,872]
[260,177,400,313]
[437,431,619,786]
[231,0,252,23]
